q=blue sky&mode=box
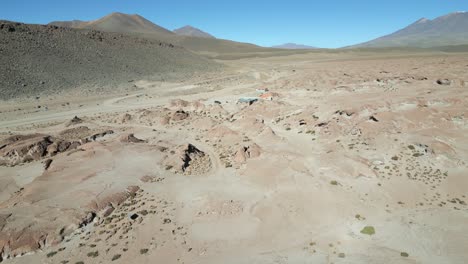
[1,0,467,48]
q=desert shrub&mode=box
[360,226,375,235]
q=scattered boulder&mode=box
[65,116,83,127]
[436,79,451,85]
[369,116,379,122]
[316,122,328,127]
[87,130,114,141]
[43,159,53,170]
[234,143,262,163]
[121,113,132,123]
[119,133,145,143]
[172,110,189,121]
[335,110,354,117]
[129,213,139,220]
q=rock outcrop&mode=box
[234,143,262,164]
[0,134,79,166]
[164,144,211,174]
[119,133,145,143]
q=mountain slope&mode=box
[174,25,215,39]
[0,20,218,100]
[48,13,275,57]
[272,43,316,49]
[351,11,468,48]
[50,12,174,36]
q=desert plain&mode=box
[0,50,467,264]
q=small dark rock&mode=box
[436,79,451,85]
[129,213,139,220]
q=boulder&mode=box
[121,113,132,123]
[119,133,145,143]
[172,110,189,121]
[164,144,211,174]
[436,79,451,85]
[65,116,83,127]
[234,143,262,164]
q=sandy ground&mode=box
[0,52,467,264]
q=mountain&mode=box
[0,20,218,100]
[48,12,273,57]
[272,43,316,49]
[50,12,174,35]
[174,25,215,39]
[351,11,468,48]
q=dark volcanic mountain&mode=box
[0,20,218,100]
[48,13,269,57]
[351,11,468,48]
[50,12,174,35]
[174,25,215,39]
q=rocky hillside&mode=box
[0,21,219,100]
[50,12,174,35]
[47,13,274,57]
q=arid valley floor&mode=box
[1,52,467,264]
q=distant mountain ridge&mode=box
[272,43,316,49]
[351,11,468,48]
[174,25,215,39]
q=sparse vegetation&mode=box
[355,214,365,220]
[360,226,375,235]
[140,248,149,254]
[87,251,99,258]
[112,254,122,261]
[46,251,57,258]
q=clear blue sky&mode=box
[1,0,467,48]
